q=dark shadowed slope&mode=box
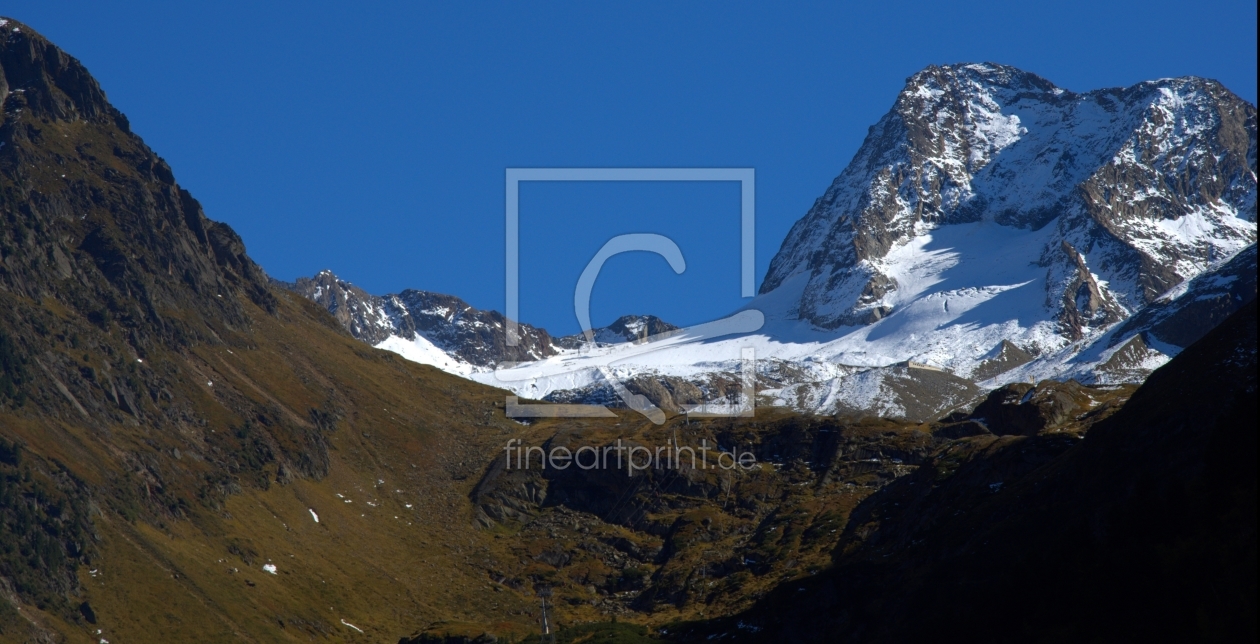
[673,297,1257,643]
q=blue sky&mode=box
[7,1,1256,334]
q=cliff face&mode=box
[0,19,277,346]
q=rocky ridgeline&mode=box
[280,269,682,367]
[278,270,559,366]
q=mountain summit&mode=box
[761,63,1256,337]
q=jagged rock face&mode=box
[761,63,1257,336]
[0,22,109,124]
[386,288,559,365]
[0,20,277,349]
[277,271,391,344]
[554,314,680,349]
[281,270,558,366]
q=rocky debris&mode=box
[470,455,549,528]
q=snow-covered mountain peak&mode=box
[761,63,1256,333]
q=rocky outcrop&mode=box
[971,340,1035,381]
[0,20,277,344]
[968,379,1134,436]
[554,315,680,349]
[1048,240,1128,339]
[825,363,983,422]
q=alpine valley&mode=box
[1,16,1256,644]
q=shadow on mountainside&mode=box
[669,298,1257,643]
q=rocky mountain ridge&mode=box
[278,270,558,370]
[0,18,593,641]
[279,269,681,372]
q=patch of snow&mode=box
[375,334,478,376]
